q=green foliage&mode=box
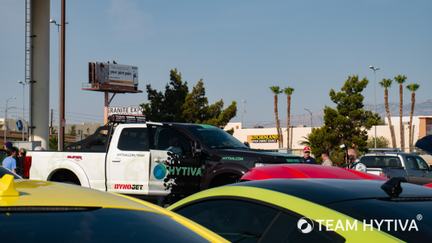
[142,69,189,122]
[306,75,380,159]
[379,79,392,89]
[367,136,390,149]
[406,83,420,92]
[49,135,58,151]
[283,87,294,95]
[270,86,282,94]
[141,69,236,127]
[68,125,77,136]
[394,74,407,84]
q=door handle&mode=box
[112,160,121,163]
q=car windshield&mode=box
[185,125,248,150]
[0,207,207,243]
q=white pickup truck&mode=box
[27,115,303,201]
[29,122,178,198]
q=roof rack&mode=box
[368,148,402,153]
[108,115,146,124]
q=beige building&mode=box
[225,116,432,153]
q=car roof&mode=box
[0,178,156,210]
[233,179,432,205]
[241,164,386,181]
[0,175,228,242]
[362,152,418,157]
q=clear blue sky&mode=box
[1,0,431,126]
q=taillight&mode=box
[23,156,32,179]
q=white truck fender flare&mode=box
[47,162,91,188]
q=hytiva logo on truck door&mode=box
[153,163,202,180]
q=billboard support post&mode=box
[103,92,117,124]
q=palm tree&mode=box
[284,87,294,149]
[379,79,397,148]
[406,83,420,152]
[270,86,283,148]
[394,75,407,150]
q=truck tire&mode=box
[209,173,241,188]
[50,169,81,185]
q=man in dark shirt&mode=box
[303,146,317,164]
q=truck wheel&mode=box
[209,173,241,188]
[50,169,81,185]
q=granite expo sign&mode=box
[248,134,279,143]
[108,106,144,116]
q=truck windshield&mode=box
[185,125,248,150]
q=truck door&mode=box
[148,125,201,196]
[106,125,151,194]
[405,155,430,177]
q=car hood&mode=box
[416,135,432,154]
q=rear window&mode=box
[0,207,206,243]
[359,156,402,168]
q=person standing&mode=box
[321,152,333,166]
[303,146,316,164]
[16,148,27,177]
[2,147,18,173]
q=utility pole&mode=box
[50,109,53,135]
[4,97,16,144]
[58,0,66,151]
[369,65,380,148]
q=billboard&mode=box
[88,62,139,92]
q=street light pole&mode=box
[369,65,380,148]
[50,0,67,151]
[4,97,16,144]
[18,80,29,141]
[304,108,313,127]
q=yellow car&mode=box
[0,175,227,243]
[169,178,432,242]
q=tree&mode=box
[406,83,420,152]
[182,80,237,126]
[68,125,77,136]
[394,74,407,151]
[306,76,380,162]
[367,136,390,148]
[379,78,397,148]
[141,69,237,127]
[49,135,58,151]
[284,87,294,149]
[142,69,189,122]
[270,86,283,148]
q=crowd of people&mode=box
[301,146,359,168]
[1,141,26,177]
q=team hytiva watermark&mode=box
[297,214,423,234]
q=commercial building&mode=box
[226,116,432,154]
